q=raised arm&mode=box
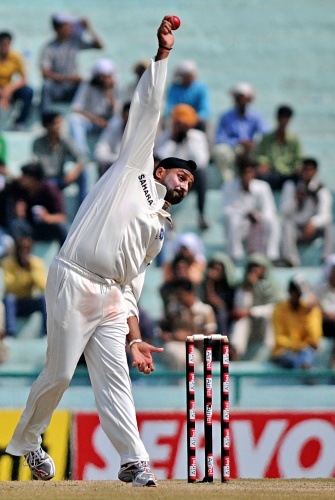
[79,18,104,49]
[155,16,175,62]
[113,16,176,176]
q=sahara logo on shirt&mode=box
[138,174,153,205]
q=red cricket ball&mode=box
[169,15,181,30]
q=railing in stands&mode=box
[0,366,334,406]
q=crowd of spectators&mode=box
[157,240,334,379]
[0,12,334,383]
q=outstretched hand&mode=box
[131,341,164,375]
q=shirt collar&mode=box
[155,180,167,199]
[154,180,172,224]
[307,175,321,191]
[238,178,252,192]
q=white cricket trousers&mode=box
[6,257,149,465]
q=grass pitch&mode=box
[0,479,335,500]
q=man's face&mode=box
[234,93,251,109]
[175,288,193,306]
[97,73,114,88]
[156,168,194,205]
[277,115,291,130]
[55,22,73,40]
[0,37,11,58]
[177,72,194,88]
[174,260,190,279]
[47,116,62,136]
[289,287,302,306]
[19,174,39,193]
[301,164,317,184]
[172,120,190,138]
[247,263,265,283]
[208,262,225,281]
[16,237,32,256]
[240,166,255,189]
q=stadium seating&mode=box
[1,1,335,410]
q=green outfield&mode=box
[0,479,335,500]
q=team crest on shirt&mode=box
[138,174,154,205]
[155,227,165,240]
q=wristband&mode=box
[128,339,142,348]
[159,44,172,51]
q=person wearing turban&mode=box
[155,103,211,230]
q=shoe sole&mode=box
[31,470,55,481]
[133,480,157,487]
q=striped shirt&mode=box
[41,37,94,75]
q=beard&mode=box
[164,187,185,205]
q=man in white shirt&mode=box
[160,277,217,370]
[222,158,281,262]
[40,13,104,113]
[155,103,210,229]
[6,17,195,488]
[280,157,333,266]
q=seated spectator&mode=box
[1,162,68,246]
[314,255,335,369]
[280,157,333,267]
[1,235,47,337]
[155,104,211,230]
[32,111,87,207]
[164,60,210,132]
[255,105,303,190]
[160,255,193,317]
[94,101,130,177]
[40,13,104,114]
[272,275,322,371]
[0,31,33,131]
[222,158,281,263]
[212,83,268,182]
[159,278,217,370]
[201,252,236,337]
[122,59,150,103]
[69,58,119,159]
[230,253,282,360]
[163,232,207,287]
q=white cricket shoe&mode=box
[25,446,56,480]
[118,460,157,487]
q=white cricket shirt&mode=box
[59,58,170,316]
